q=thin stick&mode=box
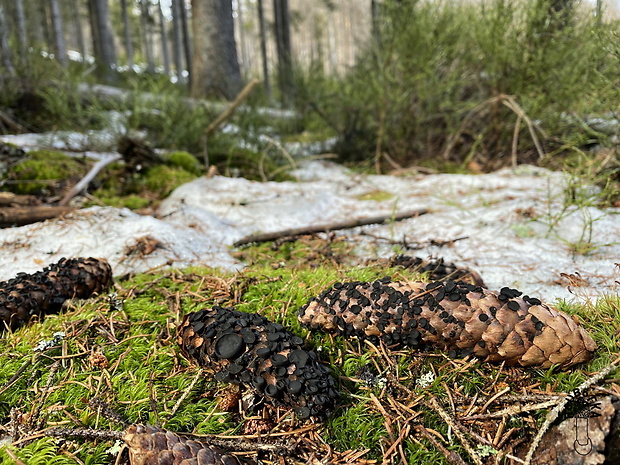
[459,399,561,421]
[204,79,260,136]
[523,356,620,465]
[58,154,121,206]
[428,396,484,465]
[0,109,27,133]
[233,208,429,247]
[163,368,204,424]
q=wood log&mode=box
[0,206,74,227]
[0,192,38,207]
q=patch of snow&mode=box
[0,160,618,306]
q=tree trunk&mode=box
[371,0,381,49]
[179,0,192,85]
[120,0,134,67]
[237,0,249,77]
[26,0,44,46]
[171,0,185,82]
[257,0,271,99]
[139,0,155,73]
[49,0,67,66]
[13,0,28,56]
[0,4,15,77]
[158,0,170,75]
[88,0,117,80]
[273,0,293,106]
[191,0,242,100]
[71,0,87,60]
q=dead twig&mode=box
[523,356,620,465]
[58,154,121,206]
[204,79,260,136]
[459,399,561,421]
[233,208,429,247]
[414,424,468,465]
[428,396,484,465]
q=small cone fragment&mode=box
[124,424,240,465]
[298,279,596,370]
[177,306,339,419]
[0,257,113,332]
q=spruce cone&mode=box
[0,257,113,332]
[124,425,240,465]
[298,279,596,370]
[177,306,339,419]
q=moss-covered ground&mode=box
[0,238,618,464]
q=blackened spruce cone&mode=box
[367,255,485,287]
[0,257,113,332]
[298,278,596,369]
[177,306,338,419]
[124,424,240,465]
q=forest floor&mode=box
[0,131,620,464]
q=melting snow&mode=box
[0,160,618,305]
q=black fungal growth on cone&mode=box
[298,278,597,370]
[177,306,339,420]
[0,257,113,332]
[124,424,240,465]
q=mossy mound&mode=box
[164,151,202,176]
[3,150,87,195]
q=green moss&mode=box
[5,150,86,195]
[89,192,151,210]
[0,250,616,464]
[144,165,196,196]
[165,151,202,175]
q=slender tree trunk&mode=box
[371,0,381,50]
[120,0,134,67]
[191,0,242,99]
[88,0,117,81]
[0,4,15,76]
[257,0,271,98]
[237,0,249,77]
[13,0,28,56]
[49,0,67,66]
[273,0,293,105]
[171,0,185,82]
[140,0,155,72]
[27,0,44,45]
[158,0,170,75]
[179,0,192,84]
[71,0,86,60]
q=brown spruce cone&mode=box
[177,306,339,419]
[124,425,240,465]
[298,278,597,370]
[0,257,113,332]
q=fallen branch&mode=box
[204,79,260,136]
[0,109,27,133]
[0,192,37,207]
[233,208,429,247]
[58,154,121,206]
[0,206,75,227]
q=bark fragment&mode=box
[298,279,596,369]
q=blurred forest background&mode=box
[0,0,620,182]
